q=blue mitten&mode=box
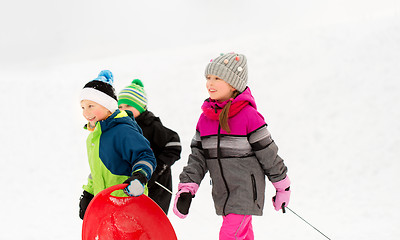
[123,171,148,197]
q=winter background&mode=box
[1,0,399,239]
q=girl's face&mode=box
[118,104,141,118]
[81,100,111,127]
[206,74,236,102]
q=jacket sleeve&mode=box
[82,174,94,195]
[120,128,157,181]
[248,124,288,183]
[152,123,182,167]
[179,130,208,185]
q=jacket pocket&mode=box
[251,174,257,202]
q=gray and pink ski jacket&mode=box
[179,87,288,216]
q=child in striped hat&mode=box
[118,79,148,118]
[118,79,182,214]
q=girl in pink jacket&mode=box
[173,52,291,240]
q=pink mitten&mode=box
[173,183,199,219]
[272,176,291,211]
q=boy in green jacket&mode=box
[78,70,156,220]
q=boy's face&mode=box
[119,104,141,118]
[81,100,111,127]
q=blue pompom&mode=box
[93,70,114,85]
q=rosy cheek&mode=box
[92,111,99,119]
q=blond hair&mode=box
[219,91,240,133]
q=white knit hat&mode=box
[80,70,118,112]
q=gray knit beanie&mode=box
[205,52,248,92]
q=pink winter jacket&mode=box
[179,87,288,216]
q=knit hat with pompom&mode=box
[205,52,248,92]
[118,79,148,114]
[80,70,118,112]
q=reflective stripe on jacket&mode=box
[180,87,287,216]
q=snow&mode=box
[1,1,399,239]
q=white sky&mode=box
[1,0,398,67]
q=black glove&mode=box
[123,171,148,185]
[79,190,94,220]
[123,171,148,197]
[176,192,194,215]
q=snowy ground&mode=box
[1,1,400,239]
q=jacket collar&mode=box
[201,87,257,120]
[85,109,135,132]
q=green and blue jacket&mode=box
[83,110,156,197]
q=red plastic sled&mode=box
[82,184,177,240]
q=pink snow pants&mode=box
[219,214,254,240]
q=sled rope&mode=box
[286,206,331,240]
[155,181,173,194]
[156,181,331,239]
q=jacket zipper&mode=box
[217,124,230,216]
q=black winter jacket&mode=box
[135,110,181,214]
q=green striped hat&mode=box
[118,79,148,113]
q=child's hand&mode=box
[272,176,291,212]
[79,190,94,219]
[123,171,148,197]
[173,182,199,219]
[175,192,193,217]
